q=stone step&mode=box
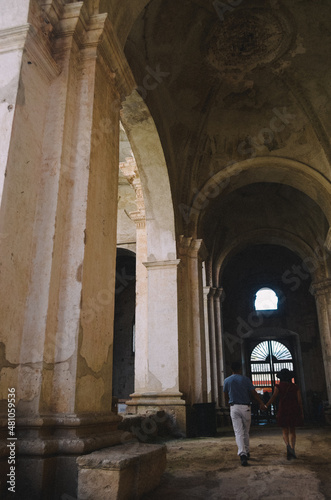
[76,442,166,499]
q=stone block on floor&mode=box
[76,442,167,499]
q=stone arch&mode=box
[192,157,331,236]
[120,90,177,262]
[96,0,151,47]
[215,228,326,287]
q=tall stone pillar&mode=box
[214,288,226,407]
[177,236,208,405]
[205,287,219,403]
[127,259,186,430]
[120,160,186,427]
[0,3,135,498]
[119,159,149,398]
[203,286,212,401]
[311,279,331,408]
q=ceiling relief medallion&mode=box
[205,8,294,78]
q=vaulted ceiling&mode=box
[118,0,331,279]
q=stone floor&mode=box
[141,425,331,499]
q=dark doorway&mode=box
[112,249,136,408]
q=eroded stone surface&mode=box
[142,427,331,499]
[77,443,167,499]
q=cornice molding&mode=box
[54,7,135,98]
[0,23,30,52]
[143,260,181,270]
[40,0,66,26]
[94,15,136,99]
[26,24,60,80]
[0,23,59,81]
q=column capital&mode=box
[129,211,146,229]
[120,157,146,226]
[214,287,225,302]
[310,279,331,296]
[203,286,216,300]
[143,259,180,270]
[51,4,135,98]
[178,235,208,261]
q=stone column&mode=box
[214,288,226,407]
[177,236,208,405]
[203,286,212,401]
[119,159,149,397]
[127,259,186,430]
[311,279,331,406]
[206,287,219,403]
[0,3,135,498]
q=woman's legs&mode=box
[282,427,297,458]
[282,427,297,459]
[289,427,297,457]
[282,427,289,446]
[289,427,296,449]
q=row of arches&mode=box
[2,2,331,497]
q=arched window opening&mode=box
[254,287,278,311]
[250,340,293,391]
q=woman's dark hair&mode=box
[276,368,293,382]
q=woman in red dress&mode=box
[266,368,304,459]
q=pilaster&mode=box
[177,236,208,404]
[0,2,136,498]
[214,287,226,407]
[311,279,331,408]
[206,287,218,403]
[203,286,212,401]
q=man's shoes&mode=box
[240,454,248,466]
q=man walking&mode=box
[224,361,266,466]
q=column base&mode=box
[324,406,331,425]
[0,412,127,500]
[126,392,187,435]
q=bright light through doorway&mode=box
[255,287,278,311]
